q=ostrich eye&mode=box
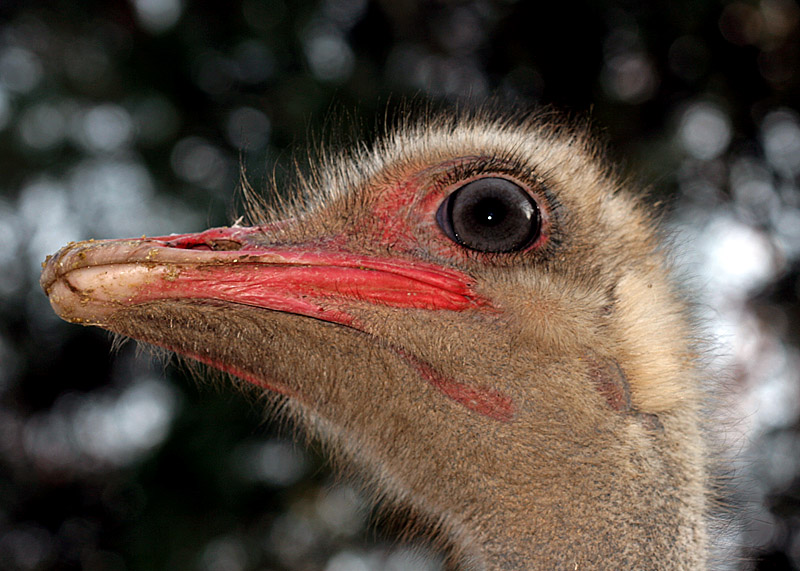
[436,177,541,253]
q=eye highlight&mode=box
[435,177,541,253]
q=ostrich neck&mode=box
[329,405,708,570]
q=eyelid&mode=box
[434,157,529,190]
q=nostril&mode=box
[188,240,242,251]
[169,239,243,251]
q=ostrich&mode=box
[41,110,710,569]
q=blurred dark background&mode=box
[1,0,799,569]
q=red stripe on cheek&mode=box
[157,343,299,399]
[396,349,516,423]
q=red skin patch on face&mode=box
[371,178,420,245]
[366,157,551,263]
[395,348,516,423]
[164,343,298,399]
[169,340,516,423]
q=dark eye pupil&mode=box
[472,197,507,227]
[436,177,541,253]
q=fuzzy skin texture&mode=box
[41,109,709,569]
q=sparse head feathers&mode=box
[42,107,712,569]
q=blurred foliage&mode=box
[1,0,799,570]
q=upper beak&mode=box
[40,225,487,329]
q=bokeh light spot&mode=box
[678,102,733,160]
